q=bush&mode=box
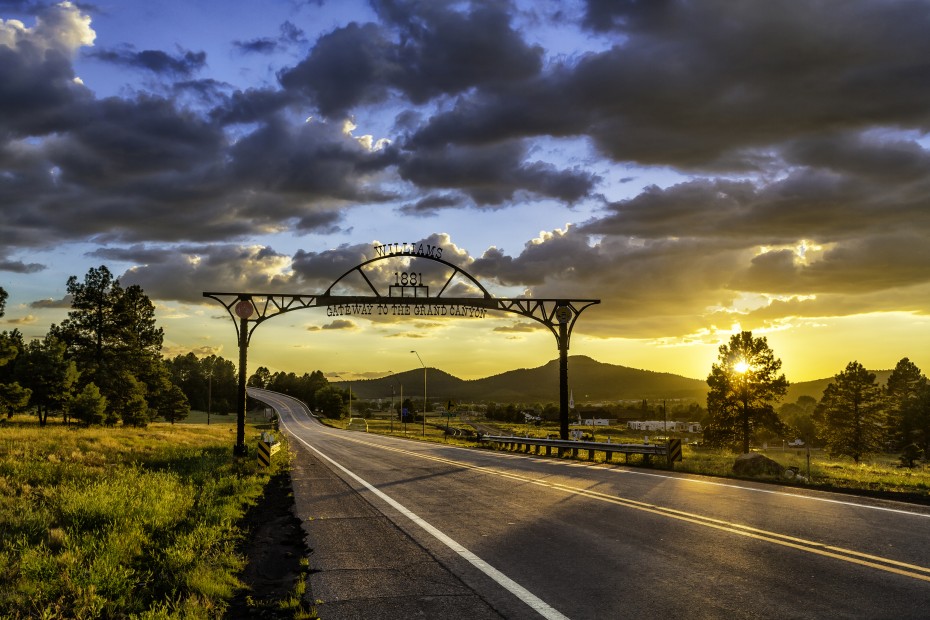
[71,383,107,426]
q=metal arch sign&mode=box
[203,242,600,453]
[204,244,599,348]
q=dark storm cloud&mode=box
[294,210,345,234]
[730,233,930,296]
[782,132,930,183]
[0,4,92,138]
[0,4,398,253]
[88,46,207,77]
[278,22,396,116]
[83,244,297,303]
[225,116,396,200]
[279,2,542,118]
[51,95,225,178]
[234,20,306,54]
[584,166,930,247]
[5,0,930,344]
[412,0,930,170]
[581,0,673,32]
[398,193,465,216]
[234,37,278,54]
[0,258,44,273]
[398,141,598,205]
[208,87,295,125]
[173,78,230,103]
[290,242,374,288]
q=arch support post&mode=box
[234,316,249,456]
[558,321,569,443]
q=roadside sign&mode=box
[235,300,254,319]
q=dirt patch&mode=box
[226,470,313,619]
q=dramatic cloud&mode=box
[279,3,542,117]
[85,244,295,303]
[0,1,94,138]
[89,46,207,77]
[3,0,930,375]
[234,20,306,54]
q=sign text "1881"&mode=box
[394,272,423,286]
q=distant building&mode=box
[627,420,702,433]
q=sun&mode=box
[734,360,751,374]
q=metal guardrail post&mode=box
[478,435,674,466]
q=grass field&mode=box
[0,412,287,619]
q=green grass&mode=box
[0,414,288,619]
[676,446,930,499]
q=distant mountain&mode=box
[346,356,895,405]
[348,355,708,404]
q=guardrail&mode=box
[478,435,682,467]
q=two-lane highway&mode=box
[252,388,930,619]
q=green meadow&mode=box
[0,413,285,619]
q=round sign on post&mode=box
[235,300,254,319]
[555,306,572,324]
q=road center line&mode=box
[258,392,930,586]
[280,415,570,620]
[298,423,930,584]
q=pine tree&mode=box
[71,383,107,426]
[885,358,927,449]
[814,361,886,464]
[55,266,166,423]
[0,295,31,419]
[705,331,789,452]
[16,336,79,426]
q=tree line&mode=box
[0,267,370,427]
[0,267,192,426]
[704,331,930,465]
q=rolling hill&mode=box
[348,355,708,404]
[345,356,895,405]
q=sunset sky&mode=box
[2,0,930,384]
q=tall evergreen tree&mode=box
[167,353,237,414]
[814,361,886,464]
[248,366,272,388]
[314,385,346,418]
[16,336,79,426]
[0,298,31,420]
[909,384,930,457]
[885,358,927,449]
[0,383,31,419]
[155,384,190,424]
[55,266,165,419]
[705,331,789,452]
[0,330,25,397]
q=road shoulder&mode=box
[289,439,504,619]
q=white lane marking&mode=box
[281,413,571,620]
[604,468,930,519]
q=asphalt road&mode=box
[250,388,930,620]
